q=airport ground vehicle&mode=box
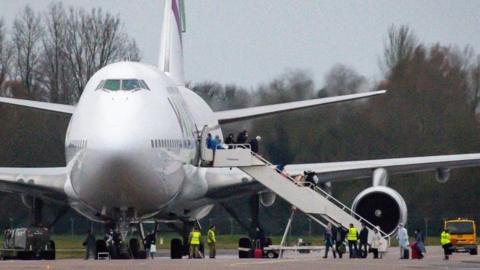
[1,227,55,260]
[444,218,477,255]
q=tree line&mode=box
[1,5,480,237]
[0,3,139,233]
[201,25,480,236]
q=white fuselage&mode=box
[63,61,231,222]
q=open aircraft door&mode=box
[199,125,214,164]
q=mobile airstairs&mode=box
[201,143,390,251]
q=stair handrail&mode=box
[250,151,390,243]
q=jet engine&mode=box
[351,186,407,236]
[259,191,276,207]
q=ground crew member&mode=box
[189,227,202,259]
[207,225,217,258]
[82,230,96,260]
[441,228,452,260]
[347,223,359,258]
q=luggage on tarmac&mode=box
[253,240,263,258]
[402,248,409,259]
[410,243,422,259]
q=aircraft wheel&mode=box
[171,238,183,259]
[238,237,251,258]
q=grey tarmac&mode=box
[0,246,479,270]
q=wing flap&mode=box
[0,97,75,114]
[214,90,386,124]
[285,153,480,182]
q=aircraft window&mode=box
[122,79,141,90]
[103,80,121,91]
[98,79,150,91]
[140,80,150,90]
[95,80,105,90]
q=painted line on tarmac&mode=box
[228,258,319,267]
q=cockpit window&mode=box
[97,79,150,91]
[122,79,141,90]
[103,80,121,91]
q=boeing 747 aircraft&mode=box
[1,0,480,259]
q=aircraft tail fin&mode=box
[158,0,186,86]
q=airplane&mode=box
[1,0,480,259]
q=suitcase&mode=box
[410,243,421,259]
[253,240,263,258]
[403,248,409,259]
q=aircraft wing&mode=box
[0,167,68,202]
[214,90,386,124]
[284,153,480,182]
[0,97,75,114]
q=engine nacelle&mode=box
[435,168,450,183]
[351,186,407,236]
[259,192,276,207]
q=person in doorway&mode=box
[214,135,226,149]
[207,225,217,259]
[189,226,202,259]
[206,133,214,149]
[441,228,452,260]
[347,223,359,258]
[224,133,235,145]
[236,130,248,144]
[414,229,426,258]
[249,136,261,154]
[397,223,409,259]
[323,223,336,258]
[359,222,369,258]
[83,230,96,260]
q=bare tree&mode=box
[383,25,417,72]
[0,19,14,88]
[323,64,367,96]
[63,7,140,100]
[469,55,480,114]
[41,2,68,103]
[12,6,44,97]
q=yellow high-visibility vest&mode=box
[440,231,451,245]
[207,229,216,244]
[347,227,358,241]
[190,231,201,245]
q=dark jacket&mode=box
[359,227,369,244]
[237,132,248,144]
[225,135,235,144]
[250,139,259,153]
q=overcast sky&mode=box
[1,0,480,88]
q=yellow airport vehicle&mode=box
[444,218,477,255]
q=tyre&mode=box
[118,242,131,259]
[266,250,278,259]
[238,237,251,259]
[171,238,183,259]
[129,238,142,259]
[470,248,477,255]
